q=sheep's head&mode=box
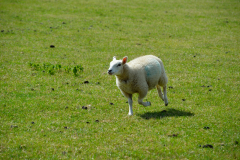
[108,56,128,76]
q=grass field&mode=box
[0,0,240,159]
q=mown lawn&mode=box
[0,0,239,159]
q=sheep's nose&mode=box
[108,70,113,75]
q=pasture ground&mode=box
[0,0,239,159]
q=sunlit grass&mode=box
[0,0,239,159]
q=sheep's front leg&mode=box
[128,95,133,116]
[121,91,133,115]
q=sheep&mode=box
[107,55,168,115]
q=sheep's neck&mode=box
[116,65,130,81]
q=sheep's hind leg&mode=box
[138,91,151,107]
[157,85,164,101]
[163,85,168,106]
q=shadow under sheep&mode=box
[138,108,194,120]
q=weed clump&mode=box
[29,62,83,76]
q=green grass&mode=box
[0,0,239,159]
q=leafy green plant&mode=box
[29,63,83,76]
[73,66,77,76]
[48,68,55,75]
[56,64,61,70]
[29,62,41,71]
[64,66,71,73]
[73,65,84,76]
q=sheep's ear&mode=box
[122,56,128,65]
[113,56,116,60]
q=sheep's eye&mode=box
[117,63,121,67]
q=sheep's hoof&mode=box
[165,103,168,106]
[128,113,133,116]
[148,102,151,106]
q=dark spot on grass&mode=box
[168,86,173,89]
[168,133,178,137]
[201,85,206,87]
[50,45,55,48]
[31,122,35,124]
[62,22,66,24]
[11,125,18,128]
[1,30,4,32]
[182,99,186,101]
[82,106,87,109]
[204,126,210,129]
[51,88,54,91]
[109,103,114,105]
[202,144,213,148]
[64,126,68,129]
[209,89,212,91]
[86,122,90,124]
[62,151,67,155]
[194,55,196,57]
[19,145,26,150]
[95,120,99,122]
[84,81,89,84]
[31,88,35,91]
[235,141,239,145]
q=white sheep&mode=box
[107,55,168,115]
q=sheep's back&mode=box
[128,55,163,90]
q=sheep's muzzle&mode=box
[108,70,113,75]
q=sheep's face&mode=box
[108,60,123,76]
[108,56,127,76]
